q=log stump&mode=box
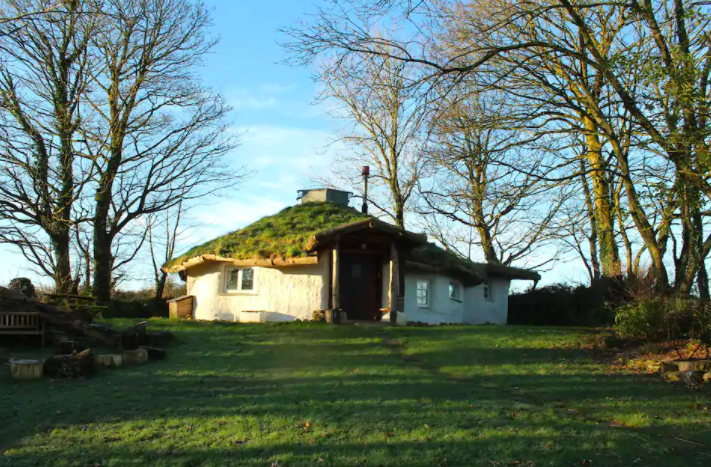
[95,354,123,369]
[10,359,43,380]
[43,349,94,378]
[123,348,148,365]
[140,346,166,361]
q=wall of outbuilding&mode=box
[463,278,511,324]
[403,272,466,324]
[186,252,330,322]
[403,273,511,325]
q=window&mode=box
[226,268,239,291]
[241,268,254,290]
[225,267,255,292]
[449,282,461,301]
[483,280,494,302]
[416,280,430,307]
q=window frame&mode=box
[483,279,494,302]
[416,280,430,308]
[223,266,257,294]
[448,281,462,302]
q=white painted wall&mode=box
[184,255,513,325]
[404,272,466,324]
[186,252,330,322]
[402,273,511,325]
[464,278,511,324]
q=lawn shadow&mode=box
[1,321,710,466]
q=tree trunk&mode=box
[584,118,620,278]
[154,270,168,300]
[51,231,73,294]
[580,160,600,282]
[92,227,113,303]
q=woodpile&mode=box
[43,349,95,378]
[1,286,175,380]
[0,287,169,349]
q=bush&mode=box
[614,297,696,341]
[508,282,613,326]
[101,298,169,319]
[8,277,36,298]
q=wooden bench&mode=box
[0,312,45,347]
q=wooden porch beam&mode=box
[331,242,340,310]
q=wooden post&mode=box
[332,242,340,310]
[389,243,399,325]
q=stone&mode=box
[123,348,148,365]
[662,371,683,382]
[703,373,711,383]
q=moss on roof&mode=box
[409,243,541,281]
[166,202,370,267]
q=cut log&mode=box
[120,321,148,350]
[145,330,175,347]
[140,346,166,361]
[55,340,87,355]
[95,354,123,368]
[123,348,148,365]
[43,349,95,378]
[10,359,43,380]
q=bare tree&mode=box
[84,0,242,301]
[420,91,565,268]
[0,0,96,293]
[317,47,427,227]
[148,199,184,300]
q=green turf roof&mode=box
[165,202,371,267]
[409,243,541,281]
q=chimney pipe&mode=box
[361,165,370,214]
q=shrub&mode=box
[8,277,36,298]
[689,302,711,358]
[508,282,612,326]
[101,298,169,319]
[614,297,695,341]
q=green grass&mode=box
[2,321,711,466]
[167,202,369,266]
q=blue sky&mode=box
[0,0,587,289]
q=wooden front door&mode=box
[339,253,382,320]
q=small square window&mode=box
[416,280,429,307]
[449,282,461,301]
[483,280,493,302]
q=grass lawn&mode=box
[2,321,710,466]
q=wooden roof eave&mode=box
[163,254,319,274]
[406,260,483,286]
[307,218,427,251]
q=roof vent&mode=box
[297,188,352,206]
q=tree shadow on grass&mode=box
[1,322,710,466]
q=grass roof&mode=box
[166,202,370,268]
[409,243,541,281]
